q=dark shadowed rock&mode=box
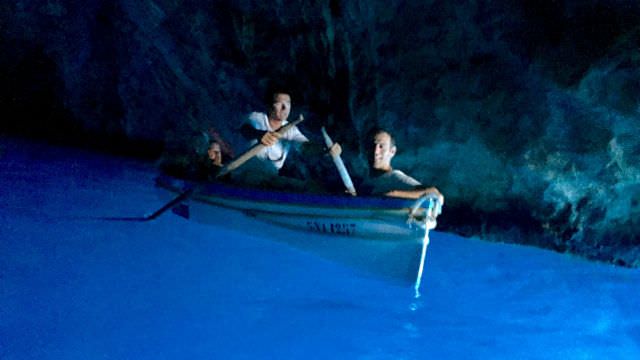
[1,0,639,266]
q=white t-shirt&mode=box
[245,112,309,170]
[366,169,421,196]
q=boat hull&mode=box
[155,176,432,283]
[156,175,428,241]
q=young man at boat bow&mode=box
[331,129,444,203]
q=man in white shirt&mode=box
[239,91,310,181]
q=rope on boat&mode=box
[409,195,441,298]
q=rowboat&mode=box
[155,174,442,292]
[155,175,439,240]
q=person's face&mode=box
[269,93,291,122]
[371,132,396,171]
[208,142,222,166]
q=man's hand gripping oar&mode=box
[321,126,357,196]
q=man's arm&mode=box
[286,125,309,143]
[240,123,282,146]
[385,186,444,205]
[240,123,265,141]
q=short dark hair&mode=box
[270,91,290,102]
[264,84,292,106]
[367,127,395,147]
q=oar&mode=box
[217,115,304,178]
[97,188,195,221]
[101,115,305,221]
[409,194,442,298]
[321,126,357,196]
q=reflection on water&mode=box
[1,138,640,359]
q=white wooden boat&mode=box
[155,175,442,289]
[156,175,439,240]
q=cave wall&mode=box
[1,0,639,265]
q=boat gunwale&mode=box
[156,175,423,212]
[156,175,428,239]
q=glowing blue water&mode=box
[1,138,639,359]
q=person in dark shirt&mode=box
[360,128,444,204]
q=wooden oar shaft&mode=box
[217,116,304,178]
[321,126,357,196]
